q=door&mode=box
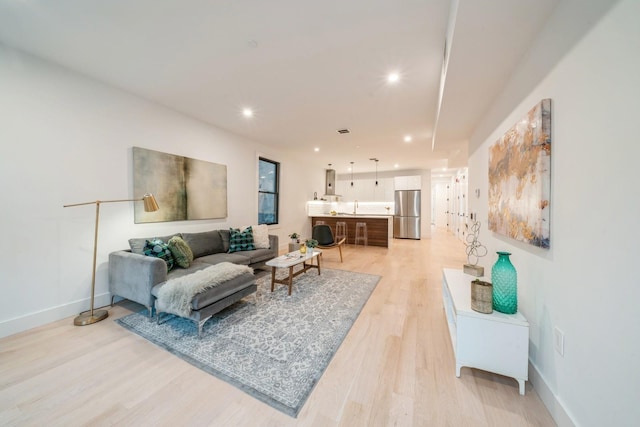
[406,190,421,217]
[406,217,421,239]
[394,191,407,216]
[394,217,421,239]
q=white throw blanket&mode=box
[156,262,253,317]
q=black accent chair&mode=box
[312,224,346,262]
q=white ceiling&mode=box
[0,0,560,173]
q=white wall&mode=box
[419,170,432,239]
[467,1,640,425]
[0,45,318,338]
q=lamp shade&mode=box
[142,193,159,212]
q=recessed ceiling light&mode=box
[404,135,412,143]
[387,72,400,84]
[394,164,399,168]
[314,147,320,152]
[242,108,253,118]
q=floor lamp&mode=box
[63,193,160,326]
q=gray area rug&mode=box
[116,267,380,417]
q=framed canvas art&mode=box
[132,147,227,223]
[488,99,551,248]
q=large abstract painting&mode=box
[488,99,551,248]
[133,147,227,223]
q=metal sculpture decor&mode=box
[464,220,487,277]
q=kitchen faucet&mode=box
[353,200,358,214]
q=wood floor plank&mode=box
[0,230,556,426]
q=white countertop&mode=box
[443,268,528,325]
[310,214,392,219]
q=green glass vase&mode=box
[491,251,517,314]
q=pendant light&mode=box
[350,162,354,187]
[370,158,379,186]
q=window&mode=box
[258,157,279,225]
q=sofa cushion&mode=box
[167,236,194,268]
[152,271,255,311]
[219,229,230,252]
[194,253,252,266]
[143,239,175,271]
[243,248,277,264]
[166,262,210,280]
[190,272,255,310]
[181,230,224,258]
[129,234,179,255]
[228,227,255,253]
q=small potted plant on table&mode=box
[305,239,318,254]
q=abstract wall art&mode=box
[488,99,551,248]
[132,147,227,223]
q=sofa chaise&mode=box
[109,228,278,335]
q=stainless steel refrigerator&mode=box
[393,190,421,239]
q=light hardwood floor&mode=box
[0,229,556,426]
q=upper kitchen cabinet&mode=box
[394,175,421,191]
[335,179,352,200]
[342,178,374,201]
[375,177,394,202]
[336,177,393,202]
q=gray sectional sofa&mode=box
[109,229,279,331]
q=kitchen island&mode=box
[310,215,390,247]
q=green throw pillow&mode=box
[228,226,255,253]
[143,238,175,271]
[167,236,194,268]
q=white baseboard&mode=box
[0,292,112,339]
[529,362,576,427]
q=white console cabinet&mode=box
[442,268,529,394]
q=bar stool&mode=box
[354,222,368,246]
[335,221,347,242]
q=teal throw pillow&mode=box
[143,238,175,271]
[228,226,255,253]
[167,236,194,268]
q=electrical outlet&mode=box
[554,327,565,356]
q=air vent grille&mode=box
[337,128,350,134]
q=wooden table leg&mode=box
[317,253,322,275]
[270,266,276,292]
[288,266,294,295]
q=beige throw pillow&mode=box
[240,224,270,249]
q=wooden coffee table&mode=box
[265,249,322,295]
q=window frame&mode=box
[258,157,280,225]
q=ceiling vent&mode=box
[337,128,350,134]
